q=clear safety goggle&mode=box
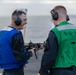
[16,9,27,14]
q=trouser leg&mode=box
[2,66,24,75]
[49,69,73,75]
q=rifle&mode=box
[25,41,45,59]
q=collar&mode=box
[58,21,71,26]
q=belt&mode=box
[51,65,76,70]
[4,66,23,71]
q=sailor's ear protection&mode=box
[51,9,58,20]
[14,11,22,26]
[66,15,70,21]
[51,9,70,21]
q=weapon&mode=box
[25,41,45,59]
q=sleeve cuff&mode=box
[39,69,48,75]
[28,51,32,57]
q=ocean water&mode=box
[0,15,76,43]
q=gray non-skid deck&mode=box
[24,50,43,75]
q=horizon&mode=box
[0,0,76,17]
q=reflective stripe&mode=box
[56,24,76,31]
[1,26,13,31]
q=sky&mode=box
[0,0,76,16]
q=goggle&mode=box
[16,9,27,14]
[23,18,27,21]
